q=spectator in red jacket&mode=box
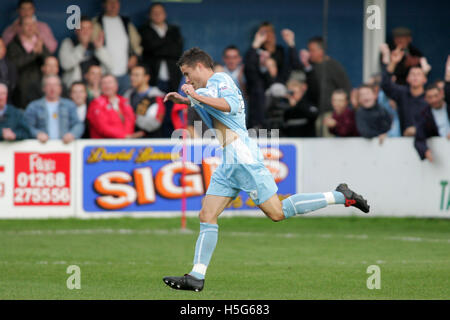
[323,89,359,137]
[87,74,144,139]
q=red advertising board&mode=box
[14,153,71,206]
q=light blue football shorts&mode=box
[206,135,278,205]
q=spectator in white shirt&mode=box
[92,0,142,94]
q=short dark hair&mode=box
[80,16,92,23]
[359,84,376,92]
[258,21,274,31]
[425,83,441,93]
[149,2,165,13]
[101,73,117,82]
[132,64,151,76]
[177,47,214,69]
[332,88,348,98]
[223,45,240,56]
[70,81,87,92]
[18,0,34,9]
[308,36,325,49]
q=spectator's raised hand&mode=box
[445,55,450,82]
[252,30,267,49]
[281,29,295,47]
[379,43,390,65]
[299,49,311,68]
[420,57,431,75]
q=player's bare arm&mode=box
[163,92,190,105]
[181,83,231,112]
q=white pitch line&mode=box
[0,228,449,244]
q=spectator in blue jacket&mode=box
[0,83,30,141]
[414,81,450,162]
[24,75,83,143]
[355,84,392,143]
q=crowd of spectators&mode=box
[0,0,448,162]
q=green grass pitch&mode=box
[1,216,449,299]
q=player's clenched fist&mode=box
[181,84,196,97]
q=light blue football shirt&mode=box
[188,72,247,138]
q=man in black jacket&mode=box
[244,22,299,129]
[414,82,450,162]
[139,2,183,94]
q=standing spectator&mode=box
[414,58,450,162]
[139,2,183,93]
[84,64,103,104]
[299,36,352,136]
[123,65,166,138]
[222,45,246,92]
[24,75,83,144]
[355,85,392,143]
[70,81,90,139]
[0,83,30,141]
[87,74,143,139]
[59,16,113,89]
[25,56,68,107]
[282,78,319,137]
[323,89,359,137]
[92,0,142,94]
[2,0,57,54]
[387,27,427,85]
[0,38,17,100]
[244,22,298,128]
[381,47,428,136]
[6,16,50,109]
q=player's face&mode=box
[180,64,204,90]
